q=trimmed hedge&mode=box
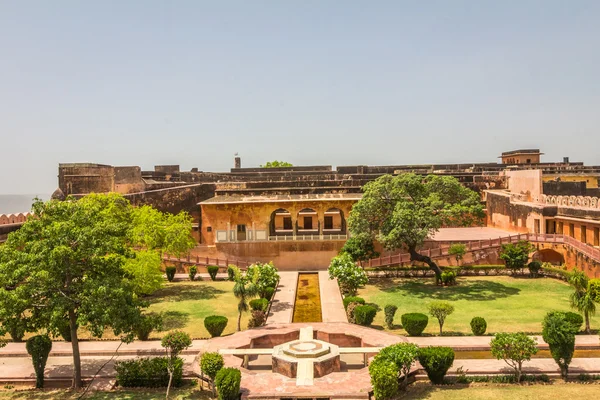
[204,315,228,338]
[365,265,506,278]
[343,296,365,310]
[249,298,269,312]
[261,286,275,300]
[417,346,455,384]
[541,265,571,281]
[565,312,584,332]
[189,265,198,281]
[470,317,487,336]
[401,313,429,336]
[165,266,176,282]
[368,357,399,400]
[384,305,398,329]
[115,357,183,388]
[354,305,377,326]
[207,266,219,281]
[215,367,241,400]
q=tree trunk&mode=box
[439,322,443,336]
[585,311,591,334]
[166,368,173,399]
[237,311,242,332]
[68,309,82,389]
[516,362,522,383]
[409,246,443,283]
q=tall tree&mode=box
[348,174,484,280]
[568,269,596,334]
[0,194,195,388]
[232,269,258,331]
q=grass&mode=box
[0,386,212,399]
[292,273,322,323]
[358,276,600,335]
[400,381,600,399]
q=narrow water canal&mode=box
[292,273,323,323]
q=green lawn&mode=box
[400,382,600,399]
[358,276,600,335]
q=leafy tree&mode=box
[499,241,534,274]
[376,343,420,385]
[590,279,600,302]
[348,174,484,281]
[490,332,538,383]
[232,269,258,331]
[260,160,293,168]
[542,311,578,381]
[448,243,467,266]
[123,250,164,296]
[328,253,368,296]
[161,331,192,399]
[200,352,224,395]
[428,301,455,335]
[0,194,194,389]
[568,268,597,334]
[340,233,380,266]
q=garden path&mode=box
[318,271,347,322]
[266,271,298,324]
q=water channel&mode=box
[292,273,323,323]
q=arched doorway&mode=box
[532,249,565,266]
[270,208,293,237]
[323,208,346,234]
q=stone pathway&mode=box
[318,271,347,322]
[266,271,298,324]
[406,334,600,350]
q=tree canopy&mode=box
[0,194,195,388]
[260,160,293,168]
[348,173,484,277]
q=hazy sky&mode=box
[1,1,599,195]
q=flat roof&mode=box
[500,149,543,157]
[199,193,362,205]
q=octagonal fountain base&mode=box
[272,338,341,380]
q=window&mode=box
[526,159,531,163]
[237,224,246,233]
[283,216,292,230]
[304,216,313,230]
[594,227,599,246]
[569,223,575,238]
[207,226,212,232]
[582,225,587,244]
[324,216,333,230]
[534,219,540,234]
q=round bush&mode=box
[261,286,275,300]
[215,367,241,400]
[200,352,224,380]
[401,313,429,336]
[564,312,584,332]
[204,315,228,338]
[207,266,220,281]
[346,302,360,324]
[417,346,455,384]
[384,305,398,329]
[249,298,269,312]
[470,317,487,336]
[189,265,198,281]
[368,357,399,400]
[354,305,377,326]
[165,266,176,282]
[528,261,542,277]
[343,296,365,310]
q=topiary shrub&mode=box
[355,305,377,326]
[208,266,219,281]
[116,357,183,387]
[200,351,224,394]
[343,296,365,310]
[384,305,398,329]
[368,357,399,400]
[528,261,542,277]
[165,266,176,282]
[204,315,228,338]
[470,317,487,336]
[227,265,237,281]
[346,302,360,324]
[215,367,241,400]
[189,265,197,281]
[441,271,456,286]
[26,335,52,389]
[134,313,163,341]
[417,346,455,384]
[564,312,584,332]
[248,310,267,328]
[261,286,275,300]
[249,298,269,312]
[401,313,429,336]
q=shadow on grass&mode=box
[148,283,226,303]
[374,279,520,301]
[161,310,190,330]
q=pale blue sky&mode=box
[1,1,599,195]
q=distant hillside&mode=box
[0,194,49,214]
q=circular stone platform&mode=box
[273,338,340,378]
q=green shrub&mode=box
[368,357,399,400]
[261,286,275,300]
[376,343,420,384]
[215,367,241,400]
[134,313,163,341]
[200,352,224,380]
[248,310,267,328]
[354,305,377,326]
[384,305,398,329]
[417,346,455,384]
[249,298,269,312]
[25,335,52,389]
[527,261,542,277]
[208,266,219,281]
[564,312,584,332]
[204,315,228,338]
[440,271,456,285]
[490,332,538,382]
[346,302,360,324]
[115,357,183,388]
[7,320,26,342]
[227,265,236,281]
[343,296,365,310]
[401,313,429,336]
[165,266,177,282]
[189,265,197,281]
[470,317,487,336]
[541,264,572,281]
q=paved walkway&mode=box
[406,334,600,350]
[266,271,298,324]
[318,271,347,322]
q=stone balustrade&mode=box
[541,195,600,209]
